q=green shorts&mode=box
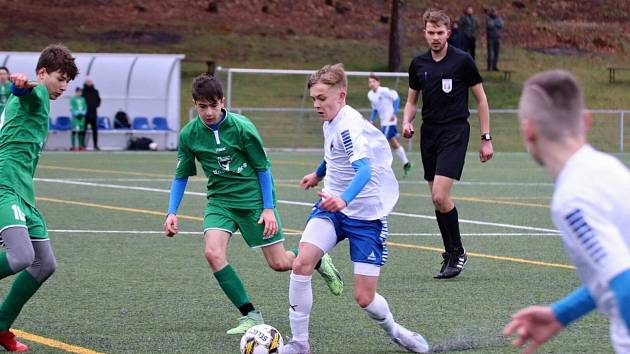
[203,203,284,248]
[0,188,48,239]
[72,116,85,131]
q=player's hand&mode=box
[480,140,494,163]
[257,208,278,239]
[9,74,38,89]
[317,191,347,212]
[402,121,414,139]
[502,306,563,354]
[164,214,179,237]
[389,116,396,122]
[300,172,322,190]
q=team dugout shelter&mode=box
[0,52,185,150]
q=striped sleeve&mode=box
[552,198,630,285]
[339,126,368,164]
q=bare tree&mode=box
[388,0,401,72]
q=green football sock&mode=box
[291,247,298,257]
[71,132,77,148]
[213,264,251,310]
[0,271,41,332]
[0,253,15,279]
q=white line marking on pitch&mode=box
[39,177,554,187]
[274,179,554,187]
[48,229,558,237]
[35,178,559,234]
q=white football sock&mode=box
[289,272,313,342]
[363,293,398,337]
[394,146,409,165]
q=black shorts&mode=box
[420,120,470,181]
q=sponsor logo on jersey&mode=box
[217,156,231,171]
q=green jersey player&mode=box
[0,67,10,114]
[0,45,78,352]
[69,87,87,150]
[163,74,343,335]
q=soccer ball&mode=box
[239,324,284,354]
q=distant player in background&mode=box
[284,64,429,354]
[0,67,10,114]
[69,87,87,151]
[0,44,77,352]
[163,73,343,335]
[503,70,630,353]
[367,74,412,176]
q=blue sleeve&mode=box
[369,109,378,122]
[10,83,32,97]
[551,285,596,326]
[340,158,371,205]
[393,97,400,114]
[167,177,188,215]
[315,159,327,178]
[611,269,630,331]
[257,169,274,209]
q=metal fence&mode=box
[188,107,629,152]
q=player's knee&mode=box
[7,247,35,273]
[267,257,290,272]
[38,253,57,281]
[431,191,450,211]
[354,289,375,308]
[291,256,316,276]
[204,248,226,267]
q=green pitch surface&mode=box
[5,151,628,353]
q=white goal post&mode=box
[216,67,409,110]
[211,67,629,152]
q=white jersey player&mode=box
[367,75,411,176]
[503,70,630,354]
[283,64,429,354]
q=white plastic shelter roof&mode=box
[0,52,184,140]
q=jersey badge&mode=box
[442,79,453,93]
[217,156,232,171]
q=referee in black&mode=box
[403,9,493,279]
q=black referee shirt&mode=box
[408,45,483,124]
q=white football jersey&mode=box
[321,105,399,220]
[551,144,630,349]
[367,86,399,127]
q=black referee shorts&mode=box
[420,120,470,181]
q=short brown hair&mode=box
[519,70,585,139]
[368,73,380,82]
[307,63,347,89]
[192,73,223,103]
[423,9,451,29]
[37,44,78,80]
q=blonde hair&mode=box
[519,70,585,140]
[307,63,347,89]
[423,9,451,29]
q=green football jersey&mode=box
[175,110,275,208]
[0,82,10,113]
[69,95,87,117]
[0,84,50,206]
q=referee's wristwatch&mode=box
[481,132,492,141]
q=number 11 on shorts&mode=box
[11,204,26,222]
